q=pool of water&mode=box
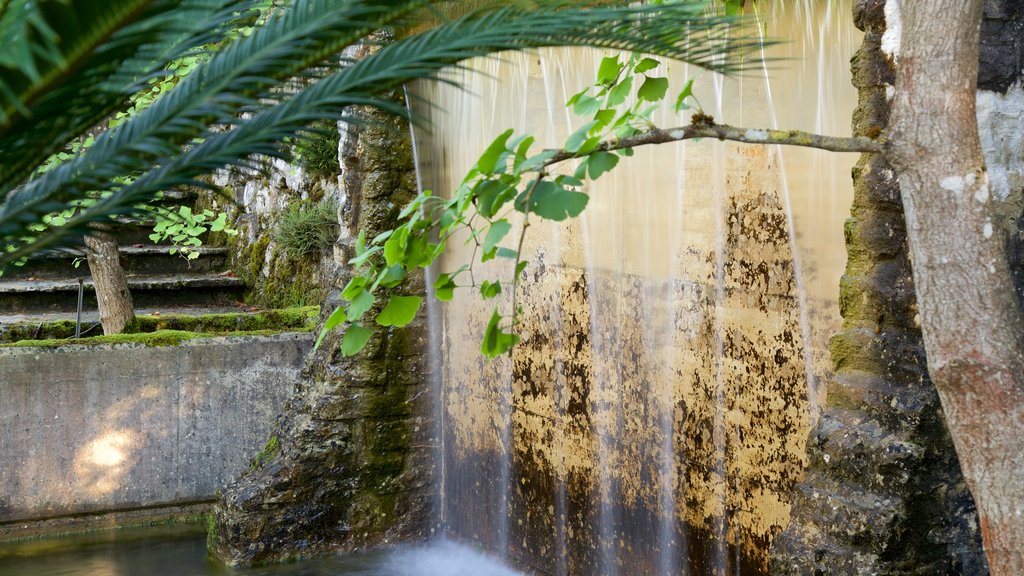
[0,525,522,576]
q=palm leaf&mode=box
[0,0,264,188]
[0,0,762,265]
[0,0,425,242]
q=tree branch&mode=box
[547,120,881,164]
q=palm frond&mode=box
[0,0,425,242]
[0,0,762,265]
[0,0,265,188]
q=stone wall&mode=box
[770,1,994,573]
[210,94,435,565]
[206,152,340,309]
[0,334,308,535]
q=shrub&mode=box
[275,198,339,257]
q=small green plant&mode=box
[292,121,341,180]
[149,205,238,260]
[275,198,340,257]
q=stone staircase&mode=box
[0,197,247,323]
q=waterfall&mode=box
[410,1,859,573]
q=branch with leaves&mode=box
[316,52,882,358]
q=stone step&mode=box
[0,305,315,343]
[0,273,246,314]
[2,246,229,281]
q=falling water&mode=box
[411,1,859,574]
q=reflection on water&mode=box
[0,525,522,576]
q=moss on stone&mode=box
[0,307,317,345]
[249,435,279,471]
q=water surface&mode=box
[0,525,521,576]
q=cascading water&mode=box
[411,1,859,574]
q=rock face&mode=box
[209,99,434,565]
[207,148,340,309]
[769,1,989,574]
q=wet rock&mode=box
[770,2,988,573]
[209,93,433,566]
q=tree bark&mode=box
[887,1,1024,573]
[84,229,136,335]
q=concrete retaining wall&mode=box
[0,333,310,529]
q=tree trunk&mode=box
[887,1,1024,573]
[84,230,136,335]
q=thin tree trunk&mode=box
[888,1,1024,573]
[84,229,136,335]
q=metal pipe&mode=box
[75,278,84,338]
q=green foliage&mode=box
[275,197,339,257]
[0,0,761,267]
[0,1,758,358]
[318,52,705,358]
[292,121,342,180]
[150,204,238,259]
[315,53,704,356]
[0,306,317,344]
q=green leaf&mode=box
[573,94,600,117]
[376,295,422,327]
[476,180,517,218]
[638,77,669,102]
[565,121,599,154]
[398,196,423,219]
[434,273,457,301]
[481,310,520,358]
[347,289,375,322]
[587,151,620,180]
[342,277,368,300]
[483,219,512,254]
[516,261,529,276]
[517,181,589,221]
[514,135,535,163]
[674,78,696,113]
[314,306,347,350]
[378,264,406,288]
[593,108,616,129]
[566,88,587,107]
[349,246,382,268]
[496,247,518,259]
[518,150,556,173]
[355,230,368,255]
[341,324,374,357]
[383,227,409,266]
[573,158,589,180]
[634,57,660,74]
[597,56,622,85]
[476,128,514,174]
[578,136,601,156]
[480,280,502,300]
[439,208,459,231]
[607,75,634,106]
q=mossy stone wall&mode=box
[205,155,338,309]
[210,87,432,565]
[770,1,989,573]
